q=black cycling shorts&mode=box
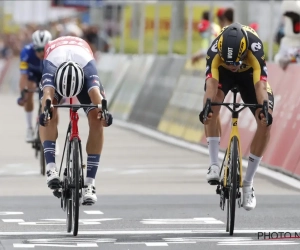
[205,67,274,115]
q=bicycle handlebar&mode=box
[203,99,269,124]
[44,98,109,119]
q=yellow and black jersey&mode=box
[205,25,267,85]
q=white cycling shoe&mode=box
[46,168,61,189]
[26,127,34,143]
[82,184,97,205]
[206,164,220,185]
[242,185,256,211]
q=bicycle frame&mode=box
[203,87,268,188]
[69,98,80,142]
[222,91,243,188]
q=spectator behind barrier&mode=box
[274,0,300,70]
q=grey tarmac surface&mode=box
[0,93,300,250]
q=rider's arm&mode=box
[203,43,222,105]
[41,60,56,108]
[247,48,269,105]
[85,60,104,106]
[42,86,55,108]
[203,78,219,106]
[19,48,29,90]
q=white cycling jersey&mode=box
[44,36,94,68]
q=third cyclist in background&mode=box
[18,30,52,142]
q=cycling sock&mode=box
[86,154,100,185]
[243,153,262,186]
[26,111,33,129]
[43,140,56,165]
[207,137,220,166]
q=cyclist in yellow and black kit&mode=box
[199,23,274,211]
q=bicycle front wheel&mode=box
[227,136,239,235]
[39,138,46,176]
[71,138,80,236]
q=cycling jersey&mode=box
[206,25,268,85]
[20,43,43,83]
[41,36,105,115]
[42,36,100,93]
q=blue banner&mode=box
[60,0,103,7]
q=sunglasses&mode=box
[34,48,44,52]
[225,61,242,66]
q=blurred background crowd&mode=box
[0,17,112,59]
[0,0,287,63]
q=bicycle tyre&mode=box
[39,142,46,176]
[66,139,72,233]
[37,103,46,175]
[72,138,80,236]
[228,136,238,235]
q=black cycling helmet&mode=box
[217,23,249,65]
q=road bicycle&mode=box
[21,87,46,175]
[203,86,269,235]
[44,97,108,236]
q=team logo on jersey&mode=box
[263,66,268,76]
[251,42,262,52]
[205,66,210,74]
[211,40,218,52]
[20,61,28,70]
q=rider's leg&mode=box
[239,76,274,210]
[24,81,36,142]
[39,87,60,188]
[205,89,224,184]
[79,85,105,205]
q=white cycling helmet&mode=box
[55,61,84,98]
[32,30,52,49]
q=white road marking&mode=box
[27,238,116,243]
[145,243,168,246]
[18,218,122,225]
[120,169,146,175]
[114,119,300,190]
[3,229,300,236]
[0,164,39,176]
[164,237,252,242]
[218,241,299,246]
[0,212,23,215]
[141,218,224,225]
[2,219,24,222]
[14,243,98,248]
[84,210,103,215]
[14,244,35,248]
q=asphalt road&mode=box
[0,93,300,250]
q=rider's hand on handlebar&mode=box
[39,100,53,127]
[98,111,113,127]
[258,110,273,127]
[203,112,213,125]
[199,110,213,125]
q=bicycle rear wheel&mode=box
[37,103,46,175]
[226,136,239,235]
[71,138,80,236]
[37,127,45,176]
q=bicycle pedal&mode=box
[48,180,61,190]
[53,189,62,199]
[82,199,95,206]
[208,180,220,186]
